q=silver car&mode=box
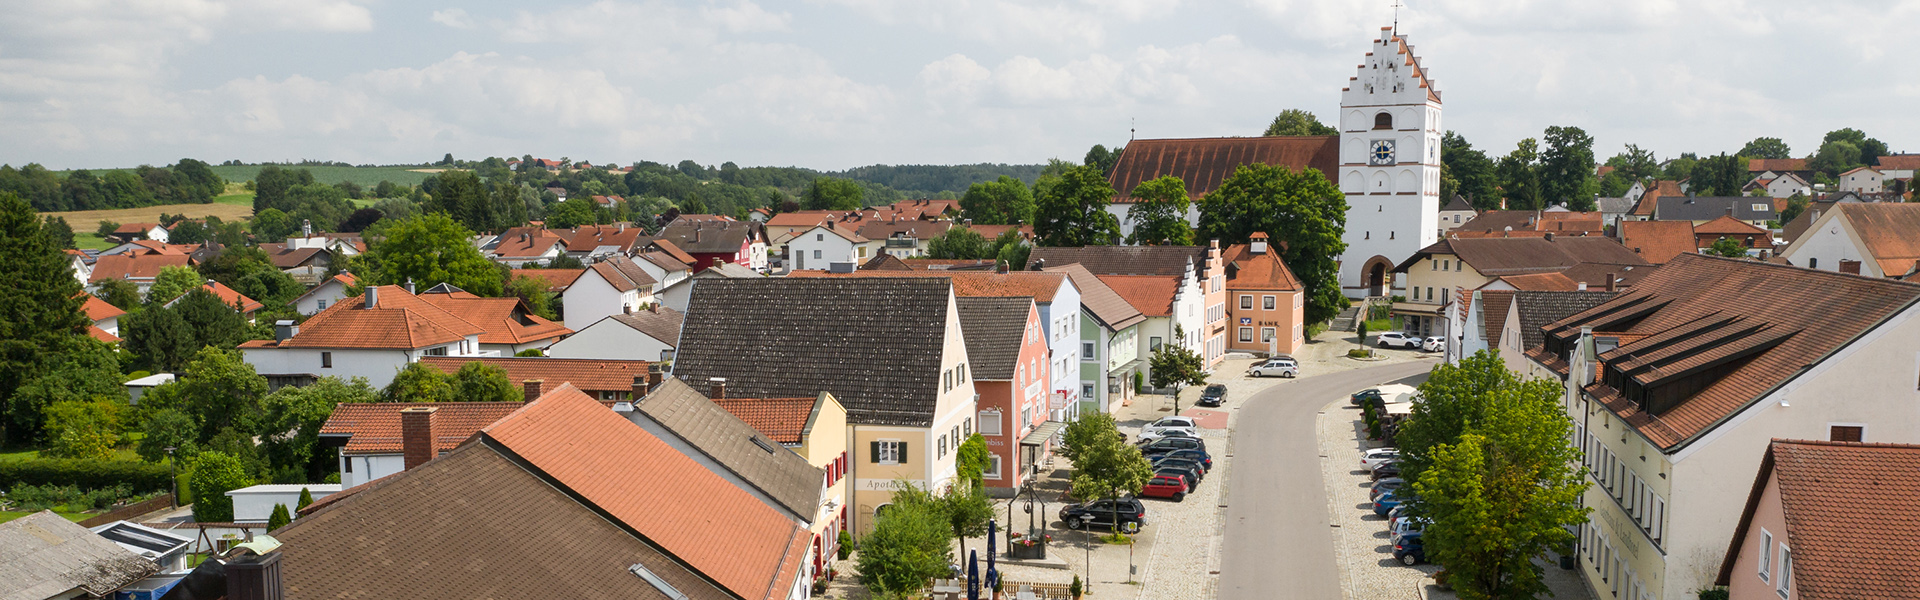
[1247,356,1299,378]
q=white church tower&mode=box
[1338,27,1442,298]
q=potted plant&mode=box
[1070,574,1083,599]
[1008,531,1050,560]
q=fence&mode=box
[78,494,174,527]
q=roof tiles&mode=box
[1106,136,1338,202]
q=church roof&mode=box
[1106,136,1338,203]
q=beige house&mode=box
[1392,235,1650,337]
[1519,253,1920,600]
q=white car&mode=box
[1390,516,1430,541]
[1361,448,1400,468]
[1247,356,1299,378]
[1422,337,1446,352]
[1141,416,1199,438]
[1137,428,1198,444]
[1376,331,1421,349]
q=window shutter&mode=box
[899,442,907,464]
[870,441,881,463]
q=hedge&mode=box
[0,458,173,493]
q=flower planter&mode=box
[1009,541,1047,560]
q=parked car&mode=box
[1153,462,1202,488]
[1370,461,1401,481]
[1372,489,1411,515]
[1350,388,1383,406]
[1140,474,1190,501]
[1376,331,1422,349]
[1390,516,1429,541]
[1247,356,1299,378]
[1197,384,1228,407]
[1153,456,1208,479]
[1060,498,1146,534]
[1137,428,1198,444]
[1361,448,1400,468]
[1422,337,1446,352]
[1392,531,1427,565]
[1158,448,1213,470]
[1138,436,1208,454]
[1370,477,1404,500]
[1141,416,1199,436]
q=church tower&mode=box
[1338,27,1442,298]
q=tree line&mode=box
[0,160,226,212]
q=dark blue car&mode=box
[1372,489,1410,516]
[1392,531,1427,565]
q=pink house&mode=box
[1718,439,1920,600]
[954,295,1052,493]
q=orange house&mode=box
[1224,233,1306,356]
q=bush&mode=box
[1697,590,1729,600]
[1347,349,1373,359]
[1070,574,1083,599]
[267,503,291,530]
[5,483,139,512]
[837,530,854,560]
[0,458,173,492]
[188,451,252,523]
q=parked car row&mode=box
[1375,331,1446,353]
[1360,448,1430,566]
[1136,431,1213,503]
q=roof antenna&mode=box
[1391,0,1403,37]
[1130,117,1136,142]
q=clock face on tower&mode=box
[1369,139,1396,166]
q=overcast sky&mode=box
[4,0,1915,171]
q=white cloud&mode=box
[701,0,791,33]
[430,8,475,29]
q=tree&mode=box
[1809,140,1862,179]
[1083,144,1124,177]
[450,362,519,402]
[384,362,454,403]
[1032,165,1121,247]
[1263,109,1337,136]
[41,216,74,249]
[857,482,953,597]
[1124,176,1194,246]
[297,487,315,511]
[1538,126,1598,211]
[1691,153,1748,197]
[145,265,205,305]
[1195,164,1347,325]
[96,220,121,239]
[956,433,989,487]
[338,208,384,233]
[1148,325,1208,405]
[1780,193,1810,224]
[7,339,125,444]
[170,347,269,440]
[362,213,503,297]
[188,451,252,523]
[1394,352,1532,485]
[993,230,1031,272]
[804,177,865,211]
[0,192,91,443]
[137,408,200,463]
[267,503,292,530]
[959,176,1035,225]
[546,196,596,229]
[1602,144,1660,184]
[258,376,376,483]
[1738,137,1792,160]
[1820,128,1886,166]
[1409,351,1587,600]
[504,274,557,320]
[927,226,993,260]
[1708,237,1748,258]
[1441,132,1499,210]
[1065,411,1152,533]
[42,399,122,460]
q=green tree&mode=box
[1441,132,1499,210]
[426,171,496,232]
[42,216,75,249]
[503,274,557,320]
[1738,137,1792,160]
[42,399,122,460]
[1083,144,1124,177]
[250,207,297,242]
[95,220,121,238]
[927,226,993,260]
[546,196,597,229]
[362,213,503,297]
[296,487,315,511]
[0,192,91,443]
[1602,144,1660,184]
[267,503,291,530]
[1821,128,1886,166]
[1032,165,1121,247]
[956,433,990,487]
[1538,126,1598,211]
[1691,153,1748,197]
[1065,412,1152,533]
[1708,237,1748,258]
[384,362,454,403]
[1263,109,1338,136]
[938,479,995,558]
[1195,163,1347,325]
[1809,140,1862,179]
[959,176,1035,225]
[145,265,204,305]
[804,177,865,210]
[1780,193,1810,224]
[258,376,376,483]
[188,451,252,523]
[991,229,1031,271]
[1495,139,1542,210]
[8,339,125,444]
[1393,351,1531,485]
[450,362,518,402]
[1148,325,1208,409]
[137,408,200,463]
[1124,176,1194,246]
[857,483,953,598]
[1409,351,1588,600]
[170,348,269,440]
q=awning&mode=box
[1021,421,1067,447]
[1389,302,1443,316]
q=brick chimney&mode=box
[632,374,649,399]
[1605,273,1617,292]
[709,377,727,399]
[647,364,664,389]
[523,379,545,402]
[400,407,437,470]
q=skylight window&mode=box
[630,563,691,600]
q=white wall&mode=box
[243,337,482,389]
[545,317,675,362]
[787,228,860,271]
[1040,281,1083,417]
[340,454,406,488]
[294,281,352,316]
[1779,211,1883,277]
[1337,31,1442,298]
[562,271,642,330]
[227,485,341,522]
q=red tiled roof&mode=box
[1631,180,1684,216]
[1094,274,1181,317]
[1694,214,1768,235]
[484,385,811,600]
[1498,272,1580,291]
[491,232,565,259]
[585,256,659,292]
[1221,243,1302,291]
[710,396,818,445]
[1876,155,1920,171]
[87,326,120,343]
[509,268,584,292]
[273,285,486,349]
[648,239,698,266]
[764,211,838,228]
[1106,136,1339,203]
[1832,203,1920,278]
[320,402,525,454]
[1720,439,1920,598]
[113,222,160,234]
[786,270,1069,302]
[1747,158,1808,173]
[88,254,189,282]
[559,224,648,253]
[1617,220,1697,264]
[1478,290,1514,344]
[199,281,263,313]
[416,356,650,393]
[416,290,571,345]
[80,295,125,321]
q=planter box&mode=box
[1009,542,1047,560]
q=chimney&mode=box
[301,219,311,237]
[996,260,1009,274]
[1251,232,1269,254]
[225,551,284,600]
[404,278,415,294]
[523,379,545,402]
[1605,273,1617,292]
[364,286,378,308]
[632,374,650,399]
[1840,260,1862,274]
[709,377,727,399]
[647,363,664,388]
[400,406,437,470]
[1544,232,1555,242]
[273,320,298,342]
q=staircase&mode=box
[1331,303,1361,332]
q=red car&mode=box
[1139,474,1190,501]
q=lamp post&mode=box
[164,447,177,508]
[1079,513,1096,596]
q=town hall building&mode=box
[1104,26,1442,298]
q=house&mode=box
[0,511,157,600]
[1746,158,1810,178]
[557,223,650,261]
[82,294,125,343]
[417,355,653,401]
[1390,235,1651,336]
[88,521,192,574]
[1616,220,1697,264]
[224,483,343,523]
[748,207,771,222]
[241,285,490,389]
[1715,440,1920,600]
[545,305,684,363]
[764,211,853,254]
[654,220,769,272]
[166,280,264,323]
[257,237,336,284]
[1219,233,1307,356]
[671,277,976,535]
[1779,202,1920,278]
[656,261,762,313]
[628,378,835,585]
[1519,253,1920,600]
[1437,195,1477,236]
[318,401,525,487]
[487,231,567,266]
[111,222,169,243]
[1692,214,1776,256]
[1595,197,1635,230]
[1625,180,1684,222]
[705,388,851,581]
[954,295,1056,494]
[507,267,584,294]
[557,255,657,330]
[1761,172,1811,199]
[856,219,952,259]
[786,222,872,271]
[288,272,357,316]
[1455,289,1512,363]
[1655,195,1778,227]
[1031,244,1226,370]
[416,283,572,355]
[282,384,814,600]
[590,194,622,210]
[632,250,694,292]
[1839,166,1882,194]
[88,254,190,297]
[65,250,91,286]
[1043,264,1146,416]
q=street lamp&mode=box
[164,447,177,508]
[1079,514,1096,596]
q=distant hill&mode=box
[830,163,1045,196]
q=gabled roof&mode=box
[0,511,156,600]
[955,296,1036,381]
[491,232,566,259]
[1694,214,1769,235]
[1875,155,1920,171]
[855,219,948,241]
[415,287,572,345]
[806,223,870,244]
[259,285,487,350]
[712,395,824,446]
[1514,290,1618,350]
[1497,272,1580,291]
[509,268,585,292]
[1617,220,1697,264]
[1221,243,1302,291]
[632,379,825,521]
[860,254,914,271]
[1440,195,1474,212]
[88,253,189,282]
[656,221,760,254]
[1831,203,1920,277]
[1106,136,1339,202]
[113,222,161,235]
[1719,439,1920,599]
[607,305,685,346]
[81,295,125,321]
[287,272,357,306]
[417,356,651,393]
[260,245,328,269]
[1094,274,1181,317]
[765,211,844,228]
[1478,290,1514,344]
[639,249,695,272]
[586,255,659,292]
[1840,166,1881,177]
[673,278,954,427]
[1594,197,1634,214]
[559,224,649,253]
[1630,180,1684,216]
[646,239,700,266]
[1044,263,1147,331]
[1746,158,1808,173]
[1396,236,1653,283]
[1029,246,1205,277]
[1455,210,1604,235]
[1656,195,1777,222]
[899,258,997,271]
[319,402,525,454]
[197,281,263,313]
[785,269,1071,303]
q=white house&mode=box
[488,231,567,267]
[545,306,683,363]
[560,256,657,330]
[1765,172,1811,199]
[226,484,341,523]
[786,223,871,271]
[1778,202,1920,278]
[112,223,169,243]
[66,251,90,286]
[1839,166,1883,194]
[318,402,526,488]
[290,273,358,316]
[241,285,490,389]
[631,250,692,293]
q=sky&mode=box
[4,0,1917,171]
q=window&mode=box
[1374,112,1393,129]
[952,426,960,449]
[963,418,971,436]
[1239,327,1253,342]
[1426,287,1434,302]
[1262,327,1275,342]
[321,352,332,368]
[985,455,1002,479]
[1082,341,1096,359]
[1831,425,1864,442]
[1263,295,1276,310]
[1776,545,1793,597]
[938,435,946,459]
[816,233,823,241]
[1081,383,1095,398]
[1809,258,1817,269]
[1430,260,1437,271]
[812,250,822,259]
[343,457,353,473]
[1241,295,1253,310]
[858,247,868,258]
[1652,496,1666,542]
[873,440,904,465]
[1150,337,1163,352]
[979,411,1002,436]
[1758,530,1773,581]
[317,298,328,310]
[424,346,447,356]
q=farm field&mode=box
[57,164,451,187]
[45,202,254,233]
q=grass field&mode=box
[0,510,91,524]
[57,164,452,187]
[45,203,255,232]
